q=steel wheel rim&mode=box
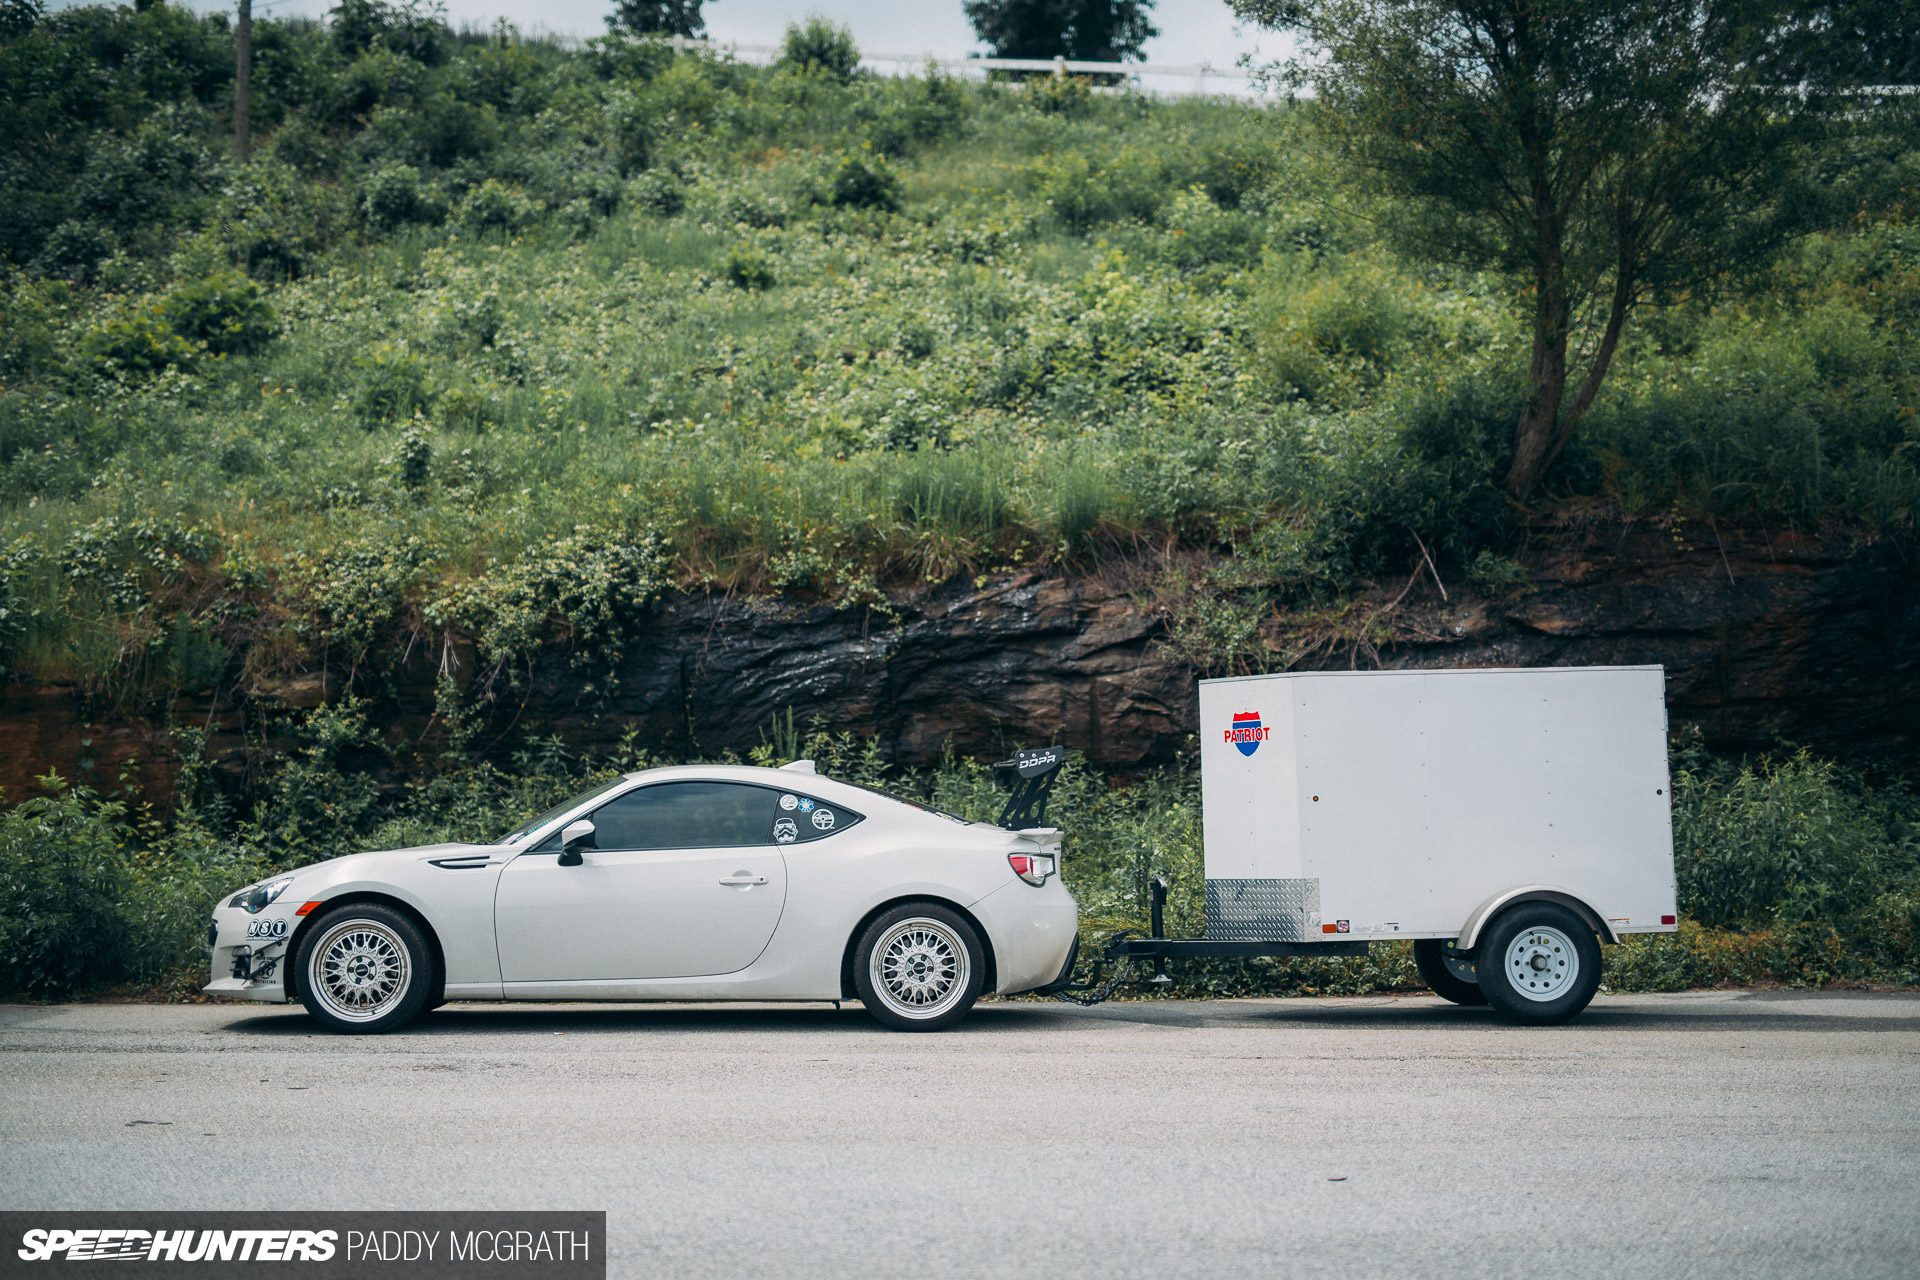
[1503,925,1579,1002]
[1440,944,1477,985]
[870,918,969,1020]
[308,919,411,1022]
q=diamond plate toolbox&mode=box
[1204,878,1321,941]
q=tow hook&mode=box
[231,943,283,983]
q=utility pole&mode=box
[234,0,252,161]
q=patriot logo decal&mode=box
[1226,711,1271,757]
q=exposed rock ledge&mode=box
[2,523,1915,806]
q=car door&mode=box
[493,781,789,982]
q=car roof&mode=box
[616,763,940,820]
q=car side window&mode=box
[768,790,863,846]
[585,782,779,851]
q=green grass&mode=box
[1,10,1916,707]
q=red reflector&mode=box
[1660,914,1677,925]
[295,901,322,916]
[1009,855,1033,876]
[1321,923,1339,934]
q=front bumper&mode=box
[203,904,296,1003]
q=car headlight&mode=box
[228,877,295,914]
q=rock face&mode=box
[2,523,1916,804]
[555,573,1193,768]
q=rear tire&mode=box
[293,903,434,1034]
[1476,903,1602,1025]
[1413,939,1487,1006]
[853,904,986,1032]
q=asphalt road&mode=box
[2,993,1917,1279]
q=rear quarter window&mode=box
[769,789,863,846]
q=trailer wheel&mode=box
[1412,940,1486,1006]
[1476,903,1602,1025]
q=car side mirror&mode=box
[558,819,596,867]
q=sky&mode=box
[152,0,1290,90]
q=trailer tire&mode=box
[1476,903,1602,1025]
[1413,939,1487,1007]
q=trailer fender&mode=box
[1458,886,1619,951]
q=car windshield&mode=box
[493,776,629,845]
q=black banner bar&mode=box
[0,1213,604,1280]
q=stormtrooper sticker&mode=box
[778,794,798,811]
[810,808,835,832]
[773,817,799,844]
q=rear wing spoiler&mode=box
[992,746,1066,831]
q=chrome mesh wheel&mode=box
[868,917,970,1021]
[307,919,412,1023]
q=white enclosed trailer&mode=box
[1104,666,1679,1023]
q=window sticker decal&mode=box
[778,794,798,811]
[811,808,835,831]
[796,798,815,813]
[773,817,799,844]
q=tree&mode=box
[1234,1,1853,496]
[233,0,251,161]
[606,0,707,39]
[964,0,1158,63]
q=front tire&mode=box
[1476,903,1602,1025]
[1413,939,1487,1006]
[294,903,434,1034]
[853,904,986,1032]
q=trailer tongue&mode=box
[1037,666,1680,1025]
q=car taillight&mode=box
[1009,852,1056,886]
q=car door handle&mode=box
[718,873,768,887]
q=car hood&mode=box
[272,842,499,886]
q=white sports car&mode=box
[206,758,1079,1032]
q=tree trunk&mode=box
[234,0,252,162]
[1505,271,1570,496]
[1550,262,1636,462]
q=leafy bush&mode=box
[1023,74,1094,116]
[217,160,345,280]
[1674,750,1918,930]
[722,241,777,290]
[78,302,197,379]
[777,18,861,82]
[161,270,275,356]
[629,169,686,216]
[827,145,902,212]
[864,68,970,153]
[454,178,537,233]
[358,162,443,229]
[428,523,671,686]
[352,345,435,422]
[0,781,138,996]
